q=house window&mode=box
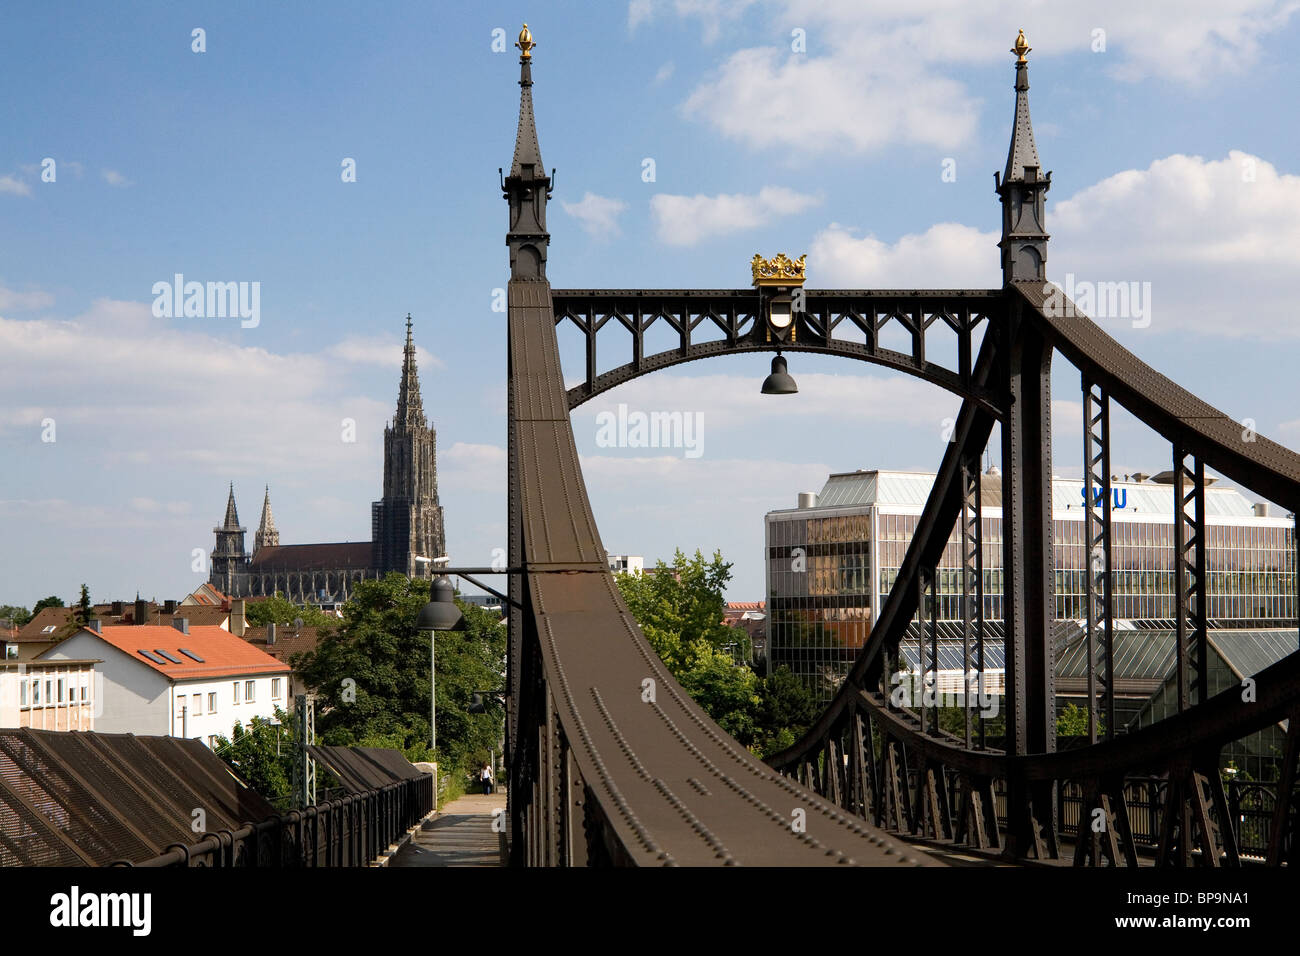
[245,680,255,702]
[33,681,41,705]
[19,681,27,706]
[177,696,187,717]
[207,735,218,748]
[208,692,217,713]
[192,693,202,716]
[57,679,65,703]
[45,680,52,704]
[81,681,88,702]
[272,678,281,699]
[233,682,240,704]
[3,644,16,660]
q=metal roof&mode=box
[0,728,274,866]
[800,470,1269,521]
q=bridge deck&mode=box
[510,280,942,866]
[389,793,505,867]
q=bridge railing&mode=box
[131,774,433,867]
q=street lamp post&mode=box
[418,572,464,811]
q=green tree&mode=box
[213,708,295,802]
[292,573,505,775]
[615,549,814,757]
[246,592,334,628]
[72,585,93,629]
[0,605,31,628]
[1056,702,1100,737]
[617,549,736,662]
[31,595,64,616]
[754,666,819,755]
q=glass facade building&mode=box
[767,470,1297,703]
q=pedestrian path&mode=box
[389,791,506,867]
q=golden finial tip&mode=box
[1011,28,1030,64]
[517,23,535,59]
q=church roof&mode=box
[247,542,373,571]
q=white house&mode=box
[39,621,291,748]
[0,659,99,730]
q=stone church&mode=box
[209,317,446,604]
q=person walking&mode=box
[481,762,494,795]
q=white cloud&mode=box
[326,335,443,370]
[653,61,675,85]
[684,46,979,155]
[670,2,1298,155]
[810,221,1000,288]
[0,283,55,312]
[0,174,31,197]
[1049,151,1300,337]
[0,299,392,478]
[102,169,132,188]
[650,185,819,245]
[561,191,629,239]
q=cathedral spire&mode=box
[503,23,551,280]
[996,29,1051,284]
[222,482,241,529]
[255,485,280,552]
[394,314,427,431]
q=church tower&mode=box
[254,485,280,553]
[372,316,446,577]
[210,483,248,594]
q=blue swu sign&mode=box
[1081,486,1128,509]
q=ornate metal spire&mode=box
[504,23,551,280]
[394,314,427,432]
[996,29,1050,283]
[255,485,279,552]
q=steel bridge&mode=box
[500,26,1300,866]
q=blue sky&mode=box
[3,1,1300,606]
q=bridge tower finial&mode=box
[996,29,1051,284]
[503,22,551,281]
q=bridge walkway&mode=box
[389,792,505,867]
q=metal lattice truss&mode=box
[500,29,1300,867]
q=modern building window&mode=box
[192,693,202,716]
[233,682,241,704]
[208,692,217,712]
[245,680,255,702]
[272,678,281,699]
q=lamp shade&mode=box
[418,575,465,631]
[760,354,798,395]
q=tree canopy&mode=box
[615,549,816,757]
[292,573,505,776]
[246,593,334,628]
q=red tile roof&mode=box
[73,625,289,680]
